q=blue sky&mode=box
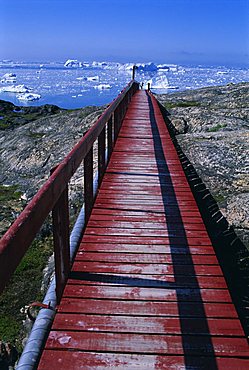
[0,0,248,66]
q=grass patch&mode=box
[0,185,22,202]
[28,131,46,139]
[0,236,53,347]
[214,193,227,203]
[164,100,201,109]
[208,123,227,132]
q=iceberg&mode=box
[146,73,178,90]
[64,59,83,68]
[1,73,17,83]
[136,63,158,72]
[16,93,41,101]
[94,84,111,90]
[86,76,99,82]
[0,84,30,93]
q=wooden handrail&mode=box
[0,80,139,300]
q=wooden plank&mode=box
[72,261,223,278]
[79,242,216,255]
[58,298,238,318]
[82,235,212,246]
[44,331,249,357]
[84,226,209,238]
[51,314,244,336]
[38,351,249,370]
[75,252,219,265]
[63,285,232,302]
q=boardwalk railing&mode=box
[0,80,139,302]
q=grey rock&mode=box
[157,82,249,249]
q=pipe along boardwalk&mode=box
[0,82,248,369]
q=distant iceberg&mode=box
[146,73,178,90]
[94,84,111,90]
[86,76,99,82]
[17,93,41,101]
[1,73,17,83]
[0,84,30,93]
[136,63,158,72]
[64,59,83,68]
[118,62,158,72]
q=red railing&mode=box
[0,80,139,302]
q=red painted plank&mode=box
[44,331,249,357]
[72,261,223,278]
[84,226,209,238]
[63,285,231,302]
[38,351,249,370]
[82,235,212,246]
[79,242,216,255]
[51,314,244,336]
[76,252,219,265]
[58,298,237,318]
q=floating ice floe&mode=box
[0,84,30,93]
[1,73,17,83]
[217,71,228,75]
[64,59,83,68]
[94,84,111,90]
[86,76,99,82]
[17,93,41,101]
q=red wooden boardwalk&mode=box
[38,90,249,369]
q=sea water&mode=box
[0,61,248,109]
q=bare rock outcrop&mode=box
[157,82,249,248]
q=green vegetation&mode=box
[164,100,201,110]
[28,131,46,139]
[0,99,62,130]
[0,183,54,348]
[208,123,227,132]
[0,236,53,347]
[0,185,22,202]
[213,193,227,203]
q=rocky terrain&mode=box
[0,100,104,237]
[157,82,249,248]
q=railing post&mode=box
[148,82,151,91]
[84,147,93,224]
[114,107,120,143]
[132,65,136,80]
[98,126,106,187]
[107,116,113,162]
[52,182,70,303]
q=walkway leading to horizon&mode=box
[38,90,249,369]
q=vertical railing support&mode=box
[84,147,93,224]
[148,82,151,91]
[132,65,136,80]
[114,107,120,143]
[52,184,70,303]
[107,116,113,162]
[98,126,106,187]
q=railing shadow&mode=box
[147,92,218,369]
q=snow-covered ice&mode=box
[1,72,17,83]
[0,84,30,93]
[64,59,83,68]
[17,93,41,101]
[94,83,111,89]
[0,60,248,108]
